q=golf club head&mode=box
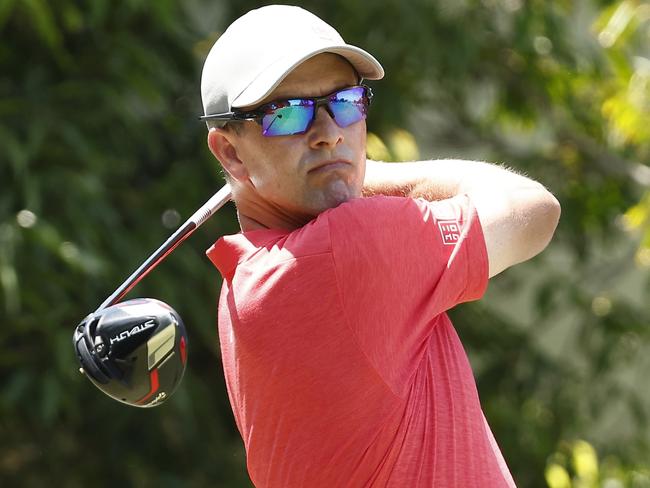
[72,298,188,407]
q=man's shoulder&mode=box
[212,214,335,277]
[209,196,427,279]
[324,195,412,215]
[320,195,435,238]
[228,197,408,266]
[319,195,422,228]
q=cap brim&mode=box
[231,44,384,109]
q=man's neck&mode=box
[238,212,273,232]
[235,196,314,233]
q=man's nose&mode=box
[307,105,343,148]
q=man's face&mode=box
[226,53,367,223]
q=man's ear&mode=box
[207,127,249,182]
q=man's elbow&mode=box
[524,190,561,259]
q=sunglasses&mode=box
[201,85,373,137]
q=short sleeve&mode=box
[327,195,488,395]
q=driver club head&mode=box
[72,298,188,407]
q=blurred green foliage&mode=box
[1,0,649,486]
[545,439,650,487]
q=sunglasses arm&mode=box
[199,111,261,122]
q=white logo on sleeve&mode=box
[438,220,461,245]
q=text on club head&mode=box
[109,319,156,345]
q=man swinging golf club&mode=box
[201,5,560,487]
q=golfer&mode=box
[200,5,560,487]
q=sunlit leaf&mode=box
[572,440,599,483]
[545,463,572,488]
[596,0,636,48]
[366,131,391,161]
[622,198,649,230]
[388,128,419,162]
[633,247,650,267]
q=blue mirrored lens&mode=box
[261,100,314,136]
[329,87,367,128]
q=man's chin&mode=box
[316,181,360,212]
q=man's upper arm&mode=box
[328,196,489,311]
[469,185,561,278]
[363,159,561,279]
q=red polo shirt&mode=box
[207,195,515,487]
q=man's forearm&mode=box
[362,159,547,201]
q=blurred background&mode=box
[2,0,649,486]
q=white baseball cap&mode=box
[200,5,384,123]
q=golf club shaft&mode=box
[95,184,232,313]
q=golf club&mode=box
[72,183,231,407]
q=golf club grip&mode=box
[96,184,232,312]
